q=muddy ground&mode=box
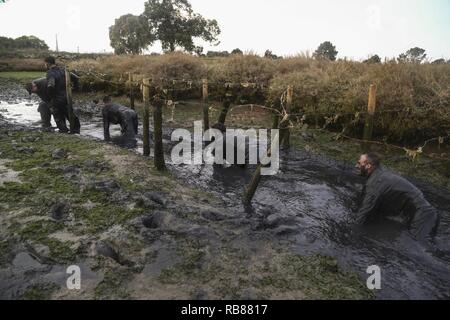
[0,78,373,300]
[1,76,450,300]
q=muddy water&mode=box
[1,92,450,300]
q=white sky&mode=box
[0,0,449,60]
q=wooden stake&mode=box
[243,130,282,206]
[218,85,231,125]
[129,73,135,110]
[202,79,209,130]
[363,84,377,144]
[64,68,76,133]
[142,78,151,157]
[152,94,166,171]
[281,85,293,148]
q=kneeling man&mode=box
[101,96,138,141]
[355,153,440,242]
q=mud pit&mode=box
[1,79,450,300]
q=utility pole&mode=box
[55,34,59,53]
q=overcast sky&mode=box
[0,0,449,60]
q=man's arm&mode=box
[354,184,380,225]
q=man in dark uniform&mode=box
[45,56,81,134]
[25,78,52,128]
[101,96,138,141]
[355,153,440,242]
[208,123,249,167]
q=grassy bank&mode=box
[0,71,45,83]
[1,53,449,145]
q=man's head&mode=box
[356,153,380,177]
[44,56,56,70]
[25,82,38,95]
[102,96,112,105]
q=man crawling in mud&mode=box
[101,96,138,142]
[355,153,440,242]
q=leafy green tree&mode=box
[109,14,155,54]
[14,35,49,50]
[364,54,381,64]
[398,47,427,63]
[231,48,243,55]
[0,36,15,49]
[142,0,221,53]
[313,41,338,61]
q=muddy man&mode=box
[355,153,440,242]
[25,78,52,128]
[45,56,81,134]
[101,96,138,141]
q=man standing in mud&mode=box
[355,153,440,242]
[25,78,52,128]
[45,56,81,134]
[101,96,138,141]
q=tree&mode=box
[313,41,338,61]
[109,14,154,54]
[432,58,446,65]
[264,50,280,59]
[142,0,220,53]
[364,54,381,64]
[231,48,243,55]
[0,36,15,49]
[206,51,229,57]
[14,35,49,50]
[398,47,426,63]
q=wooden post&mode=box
[313,95,319,129]
[243,166,262,206]
[243,130,282,206]
[218,85,231,125]
[281,85,293,148]
[129,73,135,110]
[142,78,151,157]
[64,68,76,133]
[202,79,209,130]
[152,94,166,171]
[363,84,377,144]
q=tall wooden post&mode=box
[152,95,166,171]
[243,166,262,206]
[243,130,282,206]
[142,78,151,157]
[313,95,319,129]
[202,79,209,130]
[129,73,135,110]
[281,85,293,149]
[64,68,76,133]
[363,84,377,145]
[218,85,231,125]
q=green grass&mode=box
[0,71,45,82]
